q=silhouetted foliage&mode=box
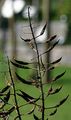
[0,7,69,120]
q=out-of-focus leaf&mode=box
[33,114,40,120]
[11,61,30,69]
[53,71,65,82]
[46,118,48,120]
[49,109,57,116]
[16,72,33,85]
[50,57,62,65]
[0,85,10,93]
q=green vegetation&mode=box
[0,8,70,120]
[0,65,71,120]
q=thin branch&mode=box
[7,57,22,120]
[28,7,45,120]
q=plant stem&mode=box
[7,57,22,120]
[28,7,45,120]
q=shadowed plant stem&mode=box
[7,57,22,120]
[28,7,45,120]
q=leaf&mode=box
[14,58,30,65]
[46,118,48,120]
[11,61,30,69]
[17,90,40,104]
[48,86,53,95]
[47,66,55,71]
[49,109,57,116]
[46,35,57,43]
[20,37,31,42]
[4,90,10,103]
[50,86,63,95]
[0,85,10,93]
[40,23,47,35]
[50,57,62,65]
[46,95,69,110]
[20,90,35,101]
[0,106,15,118]
[7,106,15,115]
[17,90,35,103]
[33,114,40,120]
[17,93,29,102]
[56,95,69,107]
[0,111,7,117]
[40,41,59,56]
[27,106,35,114]
[53,71,65,82]
[16,72,33,85]
[32,41,59,60]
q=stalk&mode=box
[28,7,45,120]
[7,57,22,120]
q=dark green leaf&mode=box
[46,95,69,109]
[0,106,15,118]
[33,114,39,120]
[17,91,34,103]
[49,109,57,116]
[0,85,10,93]
[47,66,55,71]
[20,90,35,102]
[17,93,29,101]
[7,106,15,115]
[46,118,48,120]
[53,71,65,82]
[17,90,39,103]
[14,58,30,65]
[27,106,35,114]
[49,86,63,95]
[16,72,33,85]
[11,61,30,69]
[50,57,62,65]
[56,95,69,107]
[4,90,10,103]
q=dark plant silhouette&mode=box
[0,7,69,120]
